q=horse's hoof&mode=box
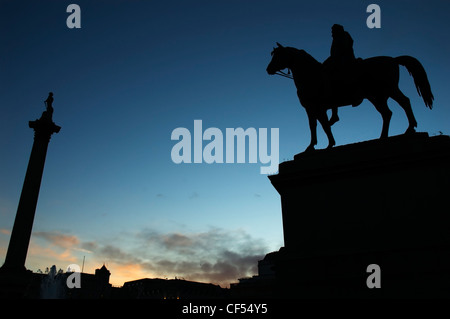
[404,127,416,135]
[304,145,315,153]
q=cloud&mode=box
[188,192,199,199]
[28,241,78,263]
[26,228,268,287]
[0,229,11,235]
[162,233,193,249]
[33,231,80,249]
[90,227,267,287]
[80,241,97,253]
[110,228,267,286]
[26,231,83,268]
[98,244,140,265]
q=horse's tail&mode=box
[395,56,434,109]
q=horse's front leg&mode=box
[317,110,336,149]
[305,108,317,152]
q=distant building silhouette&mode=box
[23,264,113,299]
[6,263,231,299]
[230,251,277,298]
[121,278,226,299]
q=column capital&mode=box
[29,112,61,139]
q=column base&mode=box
[0,265,34,298]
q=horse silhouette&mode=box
[266,43,434,152]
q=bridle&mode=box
[275,69,293,80]
[270,46,294,80]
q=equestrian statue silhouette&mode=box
[266,25,434,152]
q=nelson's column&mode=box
[0,93,61,297]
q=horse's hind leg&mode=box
[317,110,336,149]
[391,88,417,134]
[369,97,392,139]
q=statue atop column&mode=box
[41,92,55,122]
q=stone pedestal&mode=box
[267,133,450,298]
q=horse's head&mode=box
[267,42,305,76]
[266,43,290,75]
[267,43,317,76]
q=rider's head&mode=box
[331,24,344,38]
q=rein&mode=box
[275,69,293,80]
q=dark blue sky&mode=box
[1,0,449,286]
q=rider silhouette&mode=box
[326,24,355,66]
[323,24,357,126]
